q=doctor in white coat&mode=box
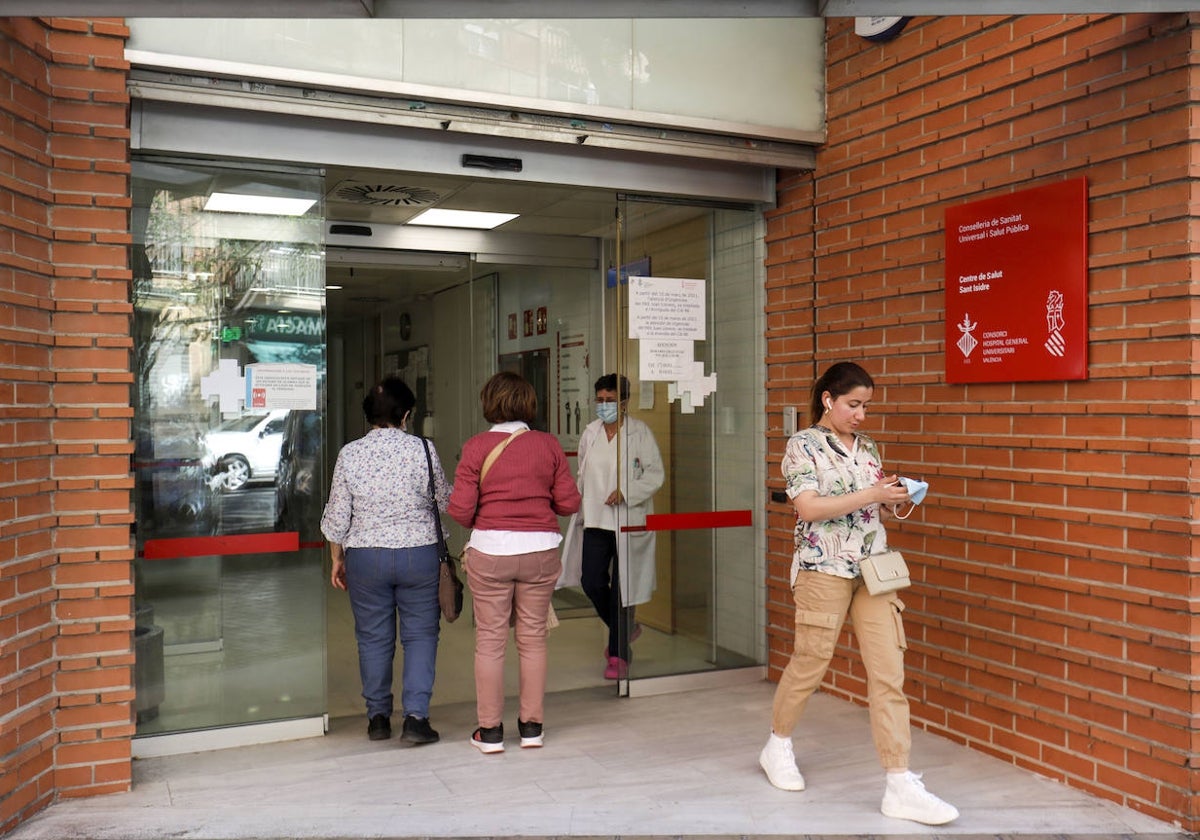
[559,373,664,679]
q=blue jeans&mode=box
[344,544,441,719]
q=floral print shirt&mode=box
[782,425,888,585]
[320,427,452,549]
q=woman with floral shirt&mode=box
[757,361,959,827]
[321,375,451,746]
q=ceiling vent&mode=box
[330,181,441,207]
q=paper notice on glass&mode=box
[638,383,654,410]
[246,363,318,410]
[628,276,705,340]
[639,339,693,381]
[672,366,717,413]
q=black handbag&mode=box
[421,437,463,622]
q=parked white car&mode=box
[201,409,289,492]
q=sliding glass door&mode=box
[598,196,767,688]
[131,159,327,736]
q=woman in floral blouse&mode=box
[757,361,959,826]
[321,375,451,746]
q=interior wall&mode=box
[336,317,376,447]
[429,272,496,549]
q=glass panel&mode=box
[607,197,767,682]
[131,159,326,735]
[126,18,824,139]
[318,190,763,714]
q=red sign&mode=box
[944,178,1088,383]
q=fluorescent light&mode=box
[407,208,517,230]
[204,192,317,216]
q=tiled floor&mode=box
[8,679,1186,840]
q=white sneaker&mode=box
[881,770,959,825]
[758,735,806,791]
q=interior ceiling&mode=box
[323,164,662,324]
[325,165,620,234]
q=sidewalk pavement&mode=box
[5,680,1188,840]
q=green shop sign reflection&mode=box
[243,313,325,343]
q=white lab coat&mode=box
[558,415,665,607]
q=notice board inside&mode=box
[944,177,1088,383]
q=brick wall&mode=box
[0,16,133,833]
[765,13,1199,829]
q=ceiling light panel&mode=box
[407,208,518,230]
[204,192,316,216]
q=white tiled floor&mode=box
[8,679,1186,840]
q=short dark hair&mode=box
[593,373,630,400]
[363,375,416,428]
[810,361,874,425]
[481,371,537,424]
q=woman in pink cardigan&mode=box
[448,372,581,754]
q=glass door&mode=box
[604,196,767,688]
[131,159,327,736]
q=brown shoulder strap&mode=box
[480,428,528,483]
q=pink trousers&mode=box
[464,546,561,728]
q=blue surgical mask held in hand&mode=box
[596,403,619,424]
[898,477,928,505]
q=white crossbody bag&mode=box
[859,550,911,595]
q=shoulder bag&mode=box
[480,428,527,481]
[422,437,463,622]
[479,428,558,628]
[860,549,911,595]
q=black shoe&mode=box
[401,715,440,745]
[469,723,504,754]
[367,714,391,741]
[517,719,543,749]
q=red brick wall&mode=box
[765,13,1199,829]
[0,16,133,833]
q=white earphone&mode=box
[824,399,832,412]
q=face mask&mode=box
[898,477,928,506]
[891,477,929,520]
[596,403,619,424]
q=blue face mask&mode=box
[596,402,619,424]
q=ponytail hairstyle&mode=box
[809,362,874,426]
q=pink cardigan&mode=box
[448,429,580,532]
